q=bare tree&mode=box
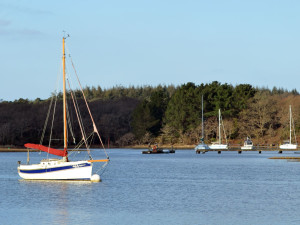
[239,91,279,141]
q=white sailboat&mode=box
[18,35,109,181]
[279,105,297,150]
[241,137,254,150]
[209,109,228,149]
[195,95,209,151]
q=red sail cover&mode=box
[24,143,67,157]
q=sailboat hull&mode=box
[18,160,93,180]
[241,145,254,150]
[209,144,228,150]
[279,144,298,150]
[195,144,209,150]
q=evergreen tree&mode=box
[164,82,201,134]
[232,84,256,115]
[131,89,170,140]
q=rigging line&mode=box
[74,138,85,149]
[40,64,62,145]
[47,90,58,159]
[64,59,72,143]
[73,133,89,151]
[68,80,88,144]
[73,132,94,150]
[95,161,109,175]
[221,113,228,144]
[69,55,108,158]
[44,65,61,159]
[46,68,62,158]
[87,133,95,150]
[292,114,297,144]
[66,97,76,144]
[65,59,88,150]
[69,132,94,157]
[40,95,54,145]
[69,78,90,150]
[72,85,89,148]
[65,65,89,150]
[67,79,92,159]
[68,132,95,161]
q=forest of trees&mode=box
[0,81,300,147]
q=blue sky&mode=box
[1,0,300,101]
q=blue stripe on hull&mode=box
[19,163,91,174]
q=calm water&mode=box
[1,149,300,225]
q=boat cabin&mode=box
[41,158,60,166]
[282,140,290,145]
[244,138,253,146]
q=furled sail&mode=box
[24,143,67,157]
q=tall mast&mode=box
[201,95,204,143]
[289,105,292,144]
[219,109,221,144]
[63,37,68,160]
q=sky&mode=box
[1,0,300,101]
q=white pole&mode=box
[290,105,292,144]
[201,95,204,143]
[219,109,221,144]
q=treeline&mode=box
[131,82,300,145]
[0,82,299,147]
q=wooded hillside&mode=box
[0,82,299,147]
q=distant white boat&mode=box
[195,95,209,151]
[209,143,228,150]
[280,143,297,150]
[209,109,228,150]
[280,105,298,150]
[195,143,210,150]
[241,137,254,150]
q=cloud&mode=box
[0,2,50,38]
[0,19,11,26]
[0,3,53,15]
[19,29,44,36]
[0,28,44,37]
[0,4,47,38]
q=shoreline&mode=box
[0,146,299,152]
[0,148,30,152]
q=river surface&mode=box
[1,149,300,225]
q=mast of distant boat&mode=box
[62,36,68,161]
[201,95,204,144]
[289,105,292,145]
[218,109,221,145]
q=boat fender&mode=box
[91,174,101,182]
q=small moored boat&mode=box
[209,109,228,150]
[241,137,254,150]
[195,95,209,152]
[142,144,175,154]
[279,105,297,150]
